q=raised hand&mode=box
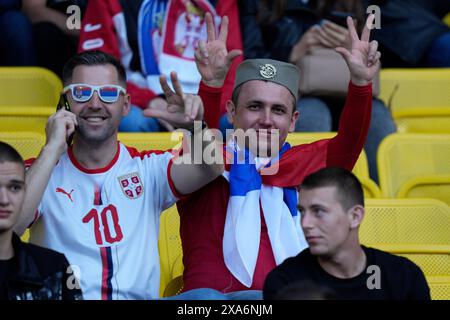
[335,14,381,86]
[194,12,242,88]
[143,72,204,129]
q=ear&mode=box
[122,93,131,116]
[226,100,236,124]
[348,205,364,229]
[289,110,300,133]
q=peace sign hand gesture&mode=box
[335,14,381,86]
[143,72,204,129]
[194,12,242,88]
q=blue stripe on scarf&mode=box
[229,143,297,216]
[229,148,261,196]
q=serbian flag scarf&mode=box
[222,141,309,288]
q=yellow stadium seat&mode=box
[287,132,381,198]
[361,199,450,279]
[444,13,450,27]
[427,276,450,300]
[0,67,60,133]
[362,199,450,246]
[378,68,450,133]
[163,275,183,297]
[0,67,62,107]
[158,206,183,297]
[0,107,53,133]
[0,131,45,159]
[377,133,450,204]
[118,132,183,151]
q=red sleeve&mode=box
[199,81,223,129]
[216,0,244,116]
[78,0,121,56]
[24,158,36,170]
[126,82,158,110]
[326,81,372,170]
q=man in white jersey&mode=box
[14,50,226,300]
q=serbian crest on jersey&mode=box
[118,172,144,199]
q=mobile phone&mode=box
[57,93,74,146]
[57,93,70,112]
[323,11,353,28]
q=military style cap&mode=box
[233,59,299,101]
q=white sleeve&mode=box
[142,151,178,213]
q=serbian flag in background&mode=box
[139,0,218,94]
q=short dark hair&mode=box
[0,141,24,165]
[62,50,127,86]
[300,167,364,211]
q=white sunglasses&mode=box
[63,84,127,103]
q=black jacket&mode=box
[0,233,83,300]
[366,0,449,66]
[264,246,431,300]
[239,0,318,61]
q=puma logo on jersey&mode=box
[56,187,74,202]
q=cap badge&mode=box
[259,64,276,79]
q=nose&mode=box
[88,91,102,109]
[258,107,274,127]
[0,187,9,206]
[300,212,314,230]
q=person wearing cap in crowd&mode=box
[164,13,381,296]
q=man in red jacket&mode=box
[78,0,243,132]
[167,13,381,295]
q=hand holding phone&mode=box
[56,93,74,146]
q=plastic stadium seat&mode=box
[362,199,450,246]
[0,107,53,133]
[0,131,45,160]
[377,133,450,204]
[0,67,62,107]
[159,206,183,297]
[378,68,450,133]
[361,199,450,281]
[0,67,61,133]
[444,13,450,27]
[118,132,183,152]
[286,132,381,198]
[427,276,450,300]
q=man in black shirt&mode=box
[263,167,430,300]
[0,141,82,300]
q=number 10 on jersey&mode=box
[82,204,124,245]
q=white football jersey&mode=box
[29,143,178,300]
